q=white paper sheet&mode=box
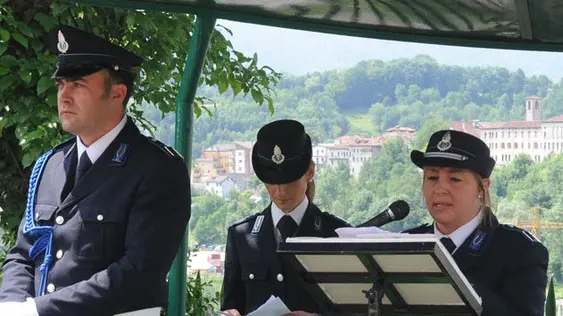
[246,295,291,316]
[335,226,402,237]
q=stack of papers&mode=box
[246,295,291,316]
[335,226,403,237]
[335,227,438,239]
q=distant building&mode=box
[192,141,254,189]
[448,96,563,166]
[205,176,237,199]
[379,126,416,143]
[448,121,481,138]
[312,127,414,178]
[202,142,253,175]
[191,157,226,184]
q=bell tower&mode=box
[525,96,542,121]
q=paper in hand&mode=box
[246,295,291,316]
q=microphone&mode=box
[356,200,410,227]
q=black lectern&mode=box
[277,235,482,316]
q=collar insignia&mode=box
[251,215,265,235]
[469,230,486,251]
[314,215,322,231]
[110,143,130,166]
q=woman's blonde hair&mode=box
[473,173,495,228]
[305,179,316,201]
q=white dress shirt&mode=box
[76,114,127,163]
[271,195,309,242]
[434,211,483,254]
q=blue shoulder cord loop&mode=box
[23,149,54,296]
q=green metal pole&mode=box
[169,15,217,316]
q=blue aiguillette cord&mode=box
[22,149,55,296]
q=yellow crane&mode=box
[510,207,563,238]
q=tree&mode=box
[0,1,281,237]
[410,118,448,150]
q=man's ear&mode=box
[111,83,127,106]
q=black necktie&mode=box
[75,153,92,184]
[277,216,298,241]
[440,237,457,254]
[60,148,78,200]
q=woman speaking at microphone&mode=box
[219,119,350,316]
[403,130,548,316]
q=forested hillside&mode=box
[142,55,563,280]
[144,55,561,156]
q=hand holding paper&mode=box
[246,295,291,316]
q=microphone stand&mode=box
[363,276,384,316]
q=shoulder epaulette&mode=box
[230,213,260,227]
[500,224,541,243]
[147,137,183,158]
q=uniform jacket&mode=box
[403,215,549,316]
[0,118,191,316]
[221,202,350,314]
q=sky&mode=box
[217,19,563,82]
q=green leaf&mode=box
[0,29,9,42]
[20,71,32,84]
[267,96,275,115]
[0,74,16,92]
[16,22,33,37]
[36,76,53,95]
[251,88,263,105]
[46,91,57,107]
[0,117,7,131]
[193,104,202,118]
[34,13,56,31]
[1,54,17,67]
[126,15,135,28]
[32,39,44,52]
[22,152,35,168]
[217,80,228,94]
[231,80,242,96]
[25,129,45,141]
[251,53,258,68]
[12,33,27,48]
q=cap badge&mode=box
[57,30,69,54]
[272,145,285,165]
[437,132,452,151]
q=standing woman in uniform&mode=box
[404,130,549,316]
[220,119,350,316]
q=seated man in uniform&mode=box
[0,25,191,316]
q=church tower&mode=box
[525,96,542,121]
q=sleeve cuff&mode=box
[25,298,39,316]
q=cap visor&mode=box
[52,66,103,79]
